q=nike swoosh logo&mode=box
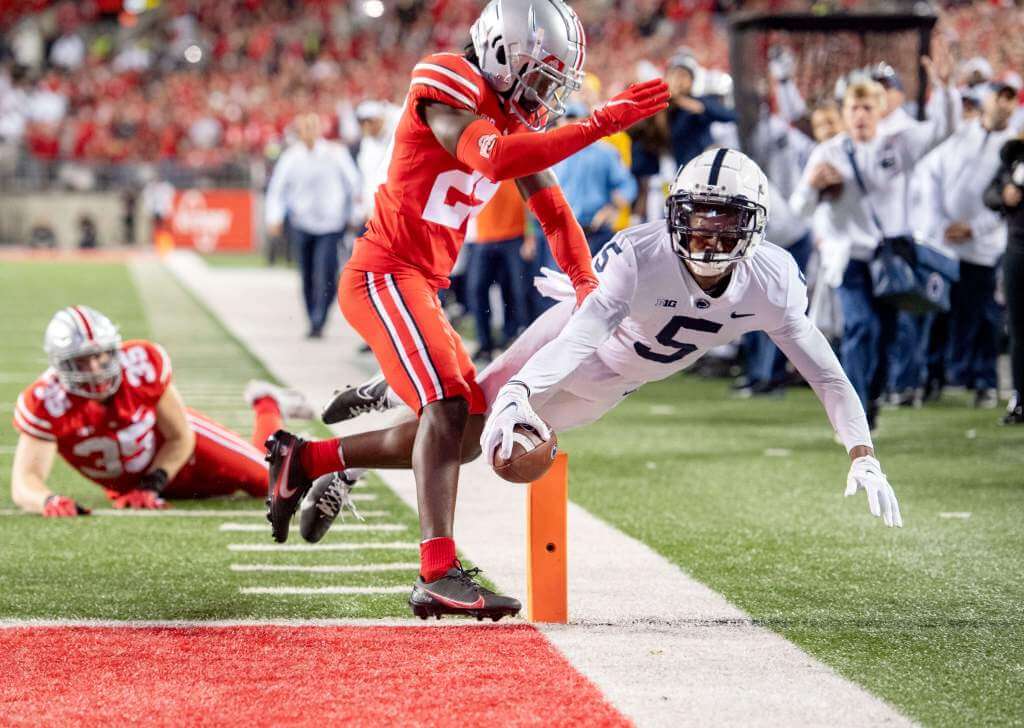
[275,447,297,499]
[355,383,376,398]
[730,312,756,319]
[422,589,485,610]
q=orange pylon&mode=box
[526,450,568,623]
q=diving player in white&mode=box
[481,148,901,527]
[319,149,902,531]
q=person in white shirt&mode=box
[914,82,1019,407]
[315,150,903,534]
[790,54,955,428]
[265,113,361,338]
[353,100,398,227]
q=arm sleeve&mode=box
[766,277,872,451]
[527,185,598,294]
[12,386,57,442]
[514,239,638,398]
[913,148,951,245]
[264,150,291,227]
[335,144,363,222]
[456,117,607,182]
[902,83,957,162]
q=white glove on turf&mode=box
[480,382,550,466]
[845,455,903,527]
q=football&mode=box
[492,423,559,484]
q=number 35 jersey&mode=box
[349,52,516,288]
[12,340,172,490]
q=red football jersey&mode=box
[349,52,518,287]
[12,339,174,491]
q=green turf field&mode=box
[1,260,1021,725]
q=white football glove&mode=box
[845,455,903,527]
[480,382,551,467]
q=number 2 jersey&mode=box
[348,52,516,288]
[517,221,872,450]
[12,339,267,494]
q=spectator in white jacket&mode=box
[265,113,361,338]
[914,82,1019,407]
[790,54,955,428]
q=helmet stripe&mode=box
[707,148,729,186]
[69,306,94,341]
[572,12,586,72]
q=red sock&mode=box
[251,397,282,449]
[420,537,456,582]
[298,438,345,479]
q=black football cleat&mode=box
[409,563,521,622]
[299,470,364,543]
[264,430,312,543]
[321,373,391,424]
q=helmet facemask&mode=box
[667,195,766,277]
[506,28,584,130]
[53,346,122,400]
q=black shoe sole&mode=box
[409,600,520,622]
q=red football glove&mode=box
[591,79,671,136]
[111,489,169,510]
[42,495,91,518]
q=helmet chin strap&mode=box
[681,256,735,287]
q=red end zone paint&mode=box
[0,625,629,727]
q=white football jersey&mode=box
[587,221,806,383]
[512,220,871,450]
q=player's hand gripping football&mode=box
[481,382,551,466]
[845,455,902,527]
[590,79,670,136]
[42,494,91,517]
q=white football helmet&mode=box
[43,306,122,399]
[666,148,769,276]
[471,0,586,130]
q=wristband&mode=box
[140,468,169,494]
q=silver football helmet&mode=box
[666,148,769,276]
[471,0,586,130]
[43,306,122,399]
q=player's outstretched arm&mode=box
[11,433,89,516]
[423,79,669,183]
[516,171,597,305]
[768,314,902,527]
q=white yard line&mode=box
[230,563,420,574]
[227,542,418,552]
[240,586,409,595]
[219,522,405,533]
[161,253,914,728]
[0,508,271,518]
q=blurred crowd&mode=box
[4,0,1024,425]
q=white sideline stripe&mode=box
[227,542,418,552]
[240,586,409,595]
[230,563,420,574]
[158,253,914,727]
[219,523,406,532]
[0,618,510,629]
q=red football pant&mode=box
[338,267,486,415]
[160,406,277,499]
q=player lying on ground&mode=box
[10,306,314,515]
[264,0,670,622]
[317,150,902,542]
